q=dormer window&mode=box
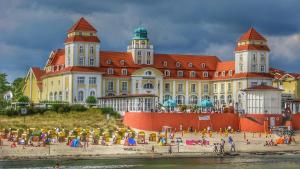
[215,72,218,77]
[176,62,181,68]
[164,70,170,77]
[106,59,112,65]
[190,71,196,78]
[188,63,193,68]
[201,63,206,69]
[229,70,233,76]
[145,71,152,76]
[121,68,128,75]
[107,68,114,75]
[163,61,168,67]
[177,71,184,77]
[221,71,226,77]
[120,60,125,66]
[203,71,209,78]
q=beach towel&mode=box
[128,138,136,145]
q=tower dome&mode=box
[133,27,148,40]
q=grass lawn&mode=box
[0,108,121,130]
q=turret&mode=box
[64,17,100,67]
[127,27,154,65]
[234,28,270,74]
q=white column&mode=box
[138,79,142,94]
[185,81,189,104]
[198,81,202,101]
[159,78,163,104]
[131,78,136,94]
[172,81,176,100]
[97,75,102,97]
[116,79,120,95]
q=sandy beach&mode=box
[1,131,300,160]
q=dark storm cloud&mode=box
[0,0,300,82]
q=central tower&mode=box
[127,27,154,65]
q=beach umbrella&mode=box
[198,99,213,108]
[163,99,177,107]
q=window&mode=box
[178,83,183,92]
[137,55,142,64]
[191,84,196,93]
[251,64,257,72]
[79,57,84,66]
[261,56,266,63]
[121,69,128,75]
[89,58,94,66]
[177,71,184,77]
[252,54,257,62]
[201,63,206,69]
[137,51,141,56]
[145,71,152,76]
[215,72,218,77]
[240,55,243,62]
[121,81,128,91]
[203,71,209,77]
[90,46,94,54]
[261,82,267,85]
[238,81,242,89]
[90,90,95,96]
[190,71,196,78]
[77,77,85,84]
[49,92,53,101]
[260,65,265,72]
[147,51,151,56]
[79,45,84,53]
[78,91,84,102]
[251,82,258,87]
[176,62,181,68]
[163,61,168,67]
[163,95,172,102]
[227,95,232,104]
[221,71,226,77]
[214,84,217,93]
[146,55,151,64]
[229,70,233,76]
[89,77,96,85]
[144,83,154,89]
[228,83,231,92]
[213,95,218,104]
[189,95,198,104]
[239,64,243,72]
[136,82,138,89]
[220,95,225,104]
[108,81,114,91]
[165,83,170,92]
[221,83,225,93]
[106,59,112,64]
[188,63,193,67]
[164,70,170,77]
[107,68,114,75]
[203,84,209,93]
[120,60,125,65]
[176,95,185,105]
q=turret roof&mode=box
[239,27,266,41]
[68,17,97,33]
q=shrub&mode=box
[6,109,19,116]
[70,104,87,112]
[18,96,30,103]
[100,107,120,118]
[86,96,97,107]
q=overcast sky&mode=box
[1,0,300,82]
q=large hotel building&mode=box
[23,17,283,115]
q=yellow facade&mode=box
[23,70,42,103]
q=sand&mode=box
[1,131,300,160]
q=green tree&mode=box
[18,95,30,103]
[86,96,96,107]
[11,77,25,101]
[0,73,10,96]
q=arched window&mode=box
[163,61,168,67]
[120,60,125,65]
[190,71,196,78]
[106,59,112,64]
[213,95,218,104]
[163,95,172,102]
[203,71,209,77]
[220,95,225,105]
[78,91,84,102]
[227,95,232,104]
[164,70,170,77]
[188,63,193,67]
[144,83,154,89]
[176,62,181,68]
[202,95,210,100]
[90,90,96,96]
[176,95,185,105]
[145,71,152,76]
[189,95,198,105]
[201,63,206,69]
[59,91,63,101]
[49,92,53,101]
[54,92,58,101]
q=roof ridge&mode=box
[68,17,97,33]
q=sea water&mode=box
[1,154,300,169]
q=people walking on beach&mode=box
[151,145,155,153]
[168,145,172,154]
[230,142,236,152]
[213,143,218,153]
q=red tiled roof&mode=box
[42,66,105,77]
[46,49,65,66]
[242,85,283,91]
[64,35,100,43]
[239,28,266,41]
[68,17,97,33]
[31,67,45,90]
[235,44,270,52]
